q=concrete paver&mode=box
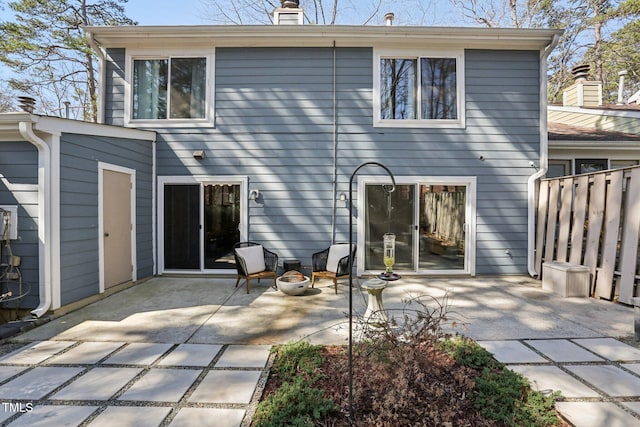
[188,370,263,404]
[477,340,548,363]
[157,343,222,367]
[87,406,172,427]
[508,365,601,398]
[8,405,99,427]
[102,342,173,365]
[169,408,246,427]
[564,364,640,397]
[0,365,27,382]
[0,340,75,364]
[51,367,142,400]
[1,276,639,426]
[572,338,640,361]
[118,368,201,402]
[0,366,83,399]
[524,339,605,362]
[555,402,640,427]
[44,341,125,364]
[215,345,271,368]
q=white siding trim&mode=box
[356,175,476,276]
[157,175,248,274]
[124,48,216,128]
[372,48,465,129]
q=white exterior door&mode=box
[101,166,135,289]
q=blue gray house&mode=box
[0,11,562,315]
[0,113,155,316]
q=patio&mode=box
[0,276,638,426]
[10,275,634,345]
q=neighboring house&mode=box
[547,71,640,177]
[1,9,563,315]
[0,113,155,316]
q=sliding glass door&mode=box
[204,184,241,269]
[160,177,247,273]
[418,184,466,271]
[164,184,200,269]
[361,177,475,275]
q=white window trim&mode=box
[356,175,476,276]
[157,175,248,274]
[124,48,215,128]
[373,48,465,129]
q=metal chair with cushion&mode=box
[311,243,356,294]
[233,242,279,293]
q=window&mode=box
[547,160,571,178]
[575,159,607,175]
[374,49,464,128]
[611,160,638,169]
[126,49,213,126]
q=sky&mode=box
[122,0,461,26]
[124,0,207,25]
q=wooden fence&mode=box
[535,166,640,304]
[421,189,465,248]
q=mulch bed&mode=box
[261,344,570,426]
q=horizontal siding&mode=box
[548,109,640,134]
[111,46,541,274]
[0,141,40,308]
[105,48,126,126]
[59,133,154,305]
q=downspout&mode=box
[330,40,338,244]
[152,139,157,275]
[85,30,106,124]
[528,34,560,277]
[18,119,53,317]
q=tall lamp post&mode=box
[347,161,397,424]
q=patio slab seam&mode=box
[0,340,272,427]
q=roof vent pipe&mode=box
[617,70,628,105]
[384,12,394,26]
[281,0,299,8]
[18,96,36,113]
[571,64,590,82]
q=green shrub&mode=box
[270,341,324,380]
[474,366,529,423]
[439,335,501,370]
[442,336,561,427]
[252,377,338,427]
[253,342,338,427]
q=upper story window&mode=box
[126,49,214,127]
[374,49,464,128]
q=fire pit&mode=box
[277,270,310,296]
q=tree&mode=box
[597,0,640,102]
[0,0,135,121]
[448,0,552,28]
[0,84,16,112]
[199,0,425,25]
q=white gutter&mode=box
[528,34,560,277]
[18,118,53,317]
[86,30,106,124]
[152,139,157,275]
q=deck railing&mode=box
[535,166,640,304]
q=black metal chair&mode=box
[311,244,356,294]
[233,242,279,293]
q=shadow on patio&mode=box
[10,276,635,346]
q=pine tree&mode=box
[0,0,135,121]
